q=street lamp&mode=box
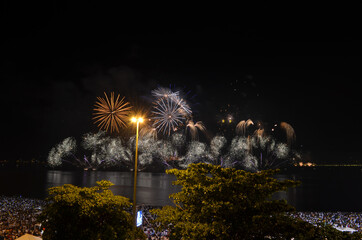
[131,116,143,227]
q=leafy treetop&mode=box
[151,163,362,240]
[38,180,145,240]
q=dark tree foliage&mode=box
[38,180,145,240]
[151,163,362,240]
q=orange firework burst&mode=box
[93,92,132,133]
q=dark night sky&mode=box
[1,2,361,163]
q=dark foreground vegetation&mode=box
[37,163,361,240]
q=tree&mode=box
[151,163,362,239]
[38,180,145,240]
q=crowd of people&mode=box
[289,211,362,233]
[0,196,44,240]
[0,196,361,240]
[0,196,169,240]
[138,205,169,240]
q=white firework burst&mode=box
[151,87,179,99]
[242,154,259,172]
[152,87,192,116]
[172,95,192,116]
[152,97,185,136]
[229,136,250,158]
[274,143,289,159]
[82,131,108,150]
[171,133,186,149]
[210,135,227,158]
[180,141,208,168]
[237,135,291,171]
[48,137,77,167]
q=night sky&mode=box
[2,3,361,164]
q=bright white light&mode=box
[131,117,144,123]
[136,210,143,227]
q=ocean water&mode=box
[0,167,361,211]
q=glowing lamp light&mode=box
[131,117,144,123]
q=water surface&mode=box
[1,167,361,211]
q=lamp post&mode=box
[131,116,143,228]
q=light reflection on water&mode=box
[45,170,180,206]
[0,167,361,211]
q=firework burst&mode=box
[150,87,194,136]
[151,87,179,99]
[280,121,296,146]
[139,123,158,140]
[210,135,227,165]
[172,95,192,116]
[236,119,254,136]
[151,96,185,136]
[48,137,77,167]
[227,135,292,172]
[152,87,192,116]
[93,92,132,133]
[186,120,206,140]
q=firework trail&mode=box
[137,135,182,169]
[240,135,291,171]
[155,140,176,163]
[253,135,270,150]
[209,135,227,164]
[173,95,192,116]
[137,135,158,166]
[217,134,292,171]
[254,128,265,137]
[151,87,179,99]
[93,92,132,133]
[228,136,251,161]
[48,135,107,169]
[139,123,158,140]
[156,138,183,169]
[241,154,259,171]
[236,120,246,135]
[96,138,131,166]
[236,119,254,136]
[82,131,135,169]
[48,137,77,167]
[180,141,208,168]
[47,132,297,172]
[82,131,109,166]
[280,121,296,146]
[186,120,206,140]
[171,132,186,148]
[82,131,108,150]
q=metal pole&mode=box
[132,121,139,226]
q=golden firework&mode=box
[93,92,132,133]
[280,121,296,146]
